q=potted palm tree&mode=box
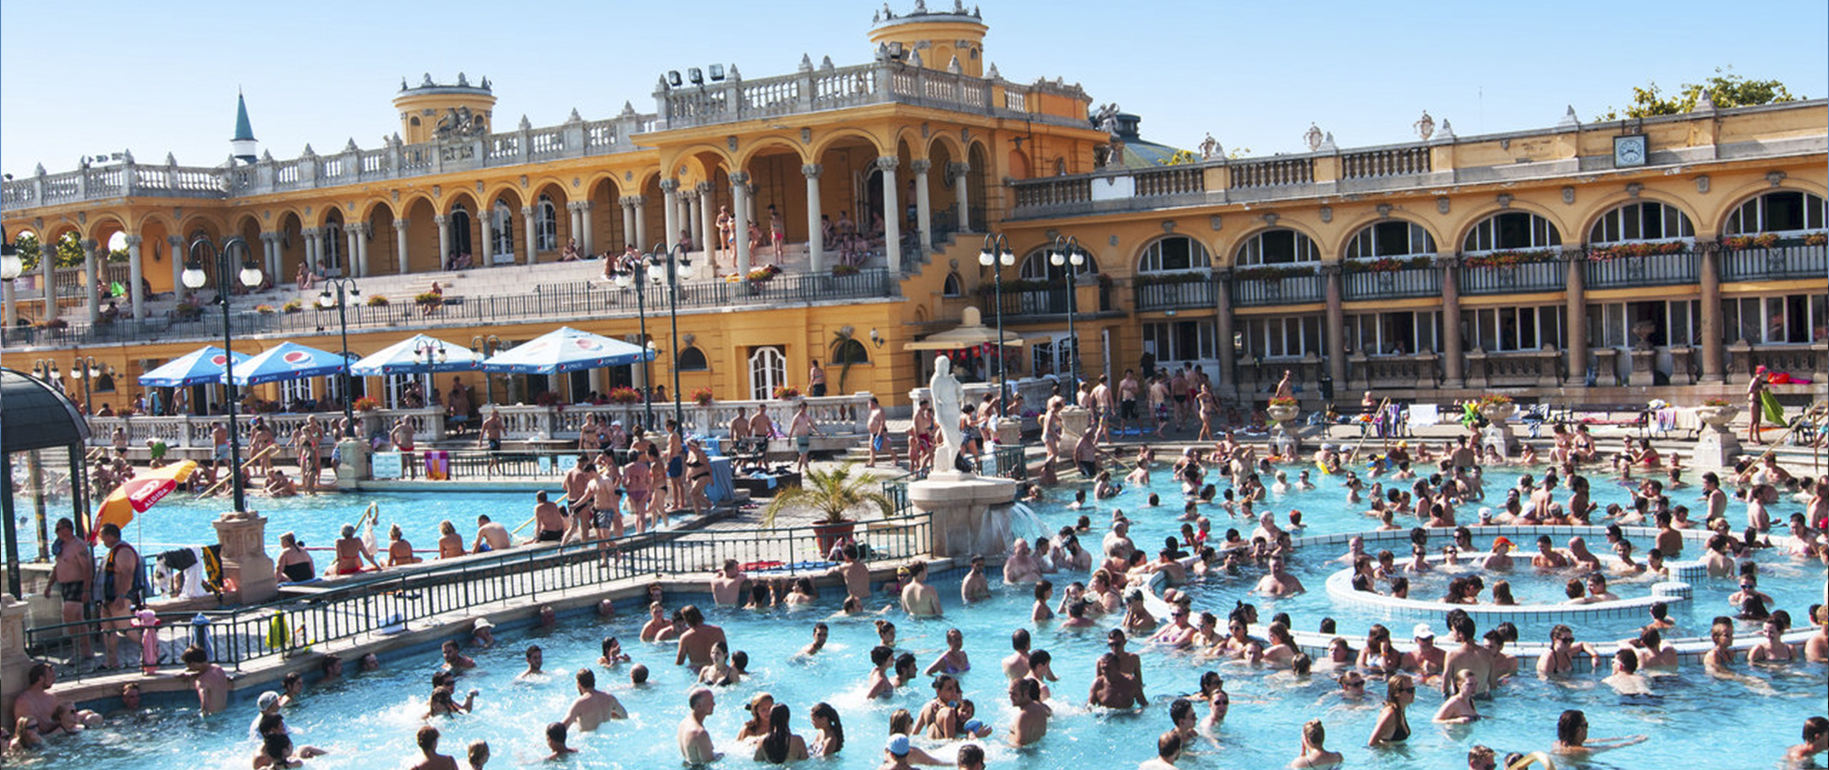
[762,463,893,554]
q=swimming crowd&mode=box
[13,384,1829,769]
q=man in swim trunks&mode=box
[211,421,231,474]
[909,400,935,473]
[866,397,897,468]
[1117,369,1140,437]
[96,523,142,669]
[900,561,943,617]
[527,491,567,544]
[789,401,819,475]
[472,515,511,553]
[585,465,623,540]
[563,453,597,528]
[45,518,94,660]
[478,409,505,472]
[809,359,827,398]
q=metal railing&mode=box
[1,269,899,350]
[1229,274,1324,306]
[1583,251,1699,289]
[1718,243,1827,282]
[1342,267,1441,301]
[24,513,933,682]
[1133,279,1218,312]
[1457,261,1564,295]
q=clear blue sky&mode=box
[4,0,1824,177]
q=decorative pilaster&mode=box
[803,164,824,273]
[911,159,933,254]
[729,173,751,276]
[124,235,144,319]
[1697,242,1724,382]
[1439,254,1465,387]
[877,157,902,273]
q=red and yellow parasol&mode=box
[90,460,199,543]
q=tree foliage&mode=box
[1596,68,1801,121]
[12,232,88,271]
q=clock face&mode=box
[1615,135,1647,167]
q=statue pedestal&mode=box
[0,595,30,725]
[1692,427,1742,469]
[1480,423,1517,457]
[907,472,1019,559]
[336,438,368,486]
[994,417,1022,447]
[213,510,277,606]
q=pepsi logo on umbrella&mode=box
[210,354,229,366]
[283,350,313,366]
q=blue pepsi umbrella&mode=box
[479,326,654,375]
[138,346,249,387]
[226,342,356,386]
[350,334,482,376]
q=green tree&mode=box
[761,463,893,525]
[12,232,87,272]
[1596,68,1801,121]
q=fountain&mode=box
[905,357,1019,558]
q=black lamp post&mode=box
[614,254,658,429]
[1050,234,1086,389]
[977,233,1014,418]
[316,276,361,437]
[648,241,696,428]
[70,356,101,415]
[182,236,262,515]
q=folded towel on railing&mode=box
[1656,408,1677,432]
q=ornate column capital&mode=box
[728,171,751,185]
[577,200,593,211]
[622,195,646,206]
[659,179,680,193]
[947,161,971,177]
[121,235,142,247]
[394,218,410,228]
[801,163,823,179]
[167,235,186,248]
[433,214,449,225]
[875,156,900,172]
[1317,262,1343,277]
[520,205,535,216]
[695,182,713,195]
[1436,253,1461,268]
[81,238,99,251]
[1696,240,1721,257]
[911,159,932,174]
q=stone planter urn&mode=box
[1694,404,1739,431]
[1478,403,1516,423]
[1266,404,1301,424]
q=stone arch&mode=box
[1448,202,1570,255]
[83,214,129,245]
[1705,178,1829,237]
[357,198,399,224]
[734,136,808,170]
[1134,233,1213,273]
[925,129,966,163]
[1577,194,1697,245]
[134,211,179,237]
[528,179,571,258]
[274,211,308,281]
[1221,221,1326,268]
[174,215,222,244]
[1006,145,1031,181]
[809,128,888,160]
[1335,216,1441,260]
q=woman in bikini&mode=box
[1366,673,1415,746]
[436,521,465,559]
[686,438,713,516]
[386,525,420,567]
[647,443,670,529]
[274,532,315,584]
[697,641,741,687]
[622,452,652,534]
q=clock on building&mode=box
[1613,134,1648,168]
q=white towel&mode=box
[1409,404,1441,427]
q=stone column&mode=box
[730,174,751,276]
[1697,242,1724,382]
[803,164,824,273]
[260,232,278,279]
[1214,268,1236,397]
[688,191,703,243]
[211,511,277,606]
[434,215,450,268]
[345,227,361,277]
[394,219,411,274]
[696,184,715,262]
[83,238,100,323]
[619,198,637,251]
[478,211,494,265]
[951,162,972,232]
[568,203,584,253]
[660,179,681,255]
[1,273,15,327]
[125,235,145,319]
[1565,251,1588,385]
[677,192,692,244]
[578,202,596,255]
[522,206,538,264]
[877,157,902,273]
[1321,262,1346,389]
[911,159,933,254]
[631,195,648,249]
[304,229,320,271]
[355,224,372,277]
[39,236,54,322]
[167,236,185,301]
[1440,254,1465,387]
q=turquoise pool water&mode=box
[17,462,1827,769]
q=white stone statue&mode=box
[930,356,967,475]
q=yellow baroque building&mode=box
[2,3,1825,422]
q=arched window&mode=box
[491,200,515,257]
[677,346,709,371]
[941,271,963,297]
[447,206,472,257]
[536,195,559,252]
[322,222,344,273]
[1463,212,1560,253]
[831,339,870,365]
[1724,190,1827,235]
[1588,201,1694,244]
[1137,235,1211,273]
[1017,249,1101,283]
[748,347,786,400]
[1345,220,1436,259]
[1234,228,1318,266]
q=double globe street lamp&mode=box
[1049,234,1087,389]
[317,276,361,437]
[181,236,262,515]
[978,233,1014,419]
[615,243,695,429]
